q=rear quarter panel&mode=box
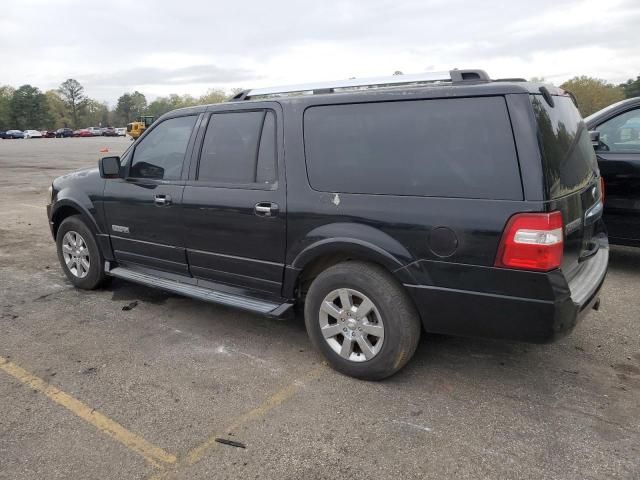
[282,95,547,295]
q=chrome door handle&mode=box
[154,194,172,206]
[254,202,278,217]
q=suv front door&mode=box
[103,114,200,274]
[181,104,286,295]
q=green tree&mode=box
[10,85,51,130]
[0,85,15,129]
[58,79,86,128]
[198,89,226,105]
[560,76,625,117]
[45,90,72,129]
[619,76,640,99]
[146,97,172,118]
[116,91,147,123]
[79,99,110,127]
[146,93,202,118]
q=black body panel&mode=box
[103,179,188,274]
[586,97,640,247]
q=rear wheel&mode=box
[304,261,421,380]
[56,216,107,290]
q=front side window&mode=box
[595,108,640,153]
[197,110,277,185]
[129,115,197,180]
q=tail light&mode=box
[495,211,564,271]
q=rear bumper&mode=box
[403,244,608,343]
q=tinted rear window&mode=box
[303,97,522,199]
[530,95,597,198]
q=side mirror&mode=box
[589,130,601,149]
[99,156,121,178]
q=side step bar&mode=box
[107,265,293,316]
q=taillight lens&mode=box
[495,211,564,271]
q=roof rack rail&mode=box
[493,77,527,82]
[229,90,250,101]
[229,69,490,101]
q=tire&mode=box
[304,261,421,380]
[56,215,107,290]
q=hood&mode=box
[52,167,104,201]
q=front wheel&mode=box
[304,261,421,380]
[56,215,107,290]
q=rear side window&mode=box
[198,110,277,185]
[530,95,597,198]
[303,97,522,199]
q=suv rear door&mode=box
[530,94,605,280]
[181,102,286,296]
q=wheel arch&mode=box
[50,199,101,239]
[285,236,417,299]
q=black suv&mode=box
[46,70,608,380]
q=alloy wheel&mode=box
[319,288,385,362]
[62,230,90,278]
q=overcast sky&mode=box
[2,0,639,106]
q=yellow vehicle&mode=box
[126,115,155,140]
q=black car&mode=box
[102,127,118,137]
[585,97,640,247]
[1,130,24,139]
[46,70,608,380]
[55,128,74,138]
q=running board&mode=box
[107,265,293,316]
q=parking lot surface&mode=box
[0,137,639,480]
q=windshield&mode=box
[530,95,598,199]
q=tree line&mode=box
[0,78,237,131]
[559,75,639,117]
[0,74,638,131]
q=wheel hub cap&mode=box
[318,288,385,363]
[62,230,90,279]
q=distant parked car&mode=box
[73,129,93,137]
[586,97,640,247]
[55,128,74,138]
[41,130,56,138]
[115,127,126,137]
[23,129,44,139]
[102,127,118,137]
[87,127,103,136]
[2,130,24,139]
